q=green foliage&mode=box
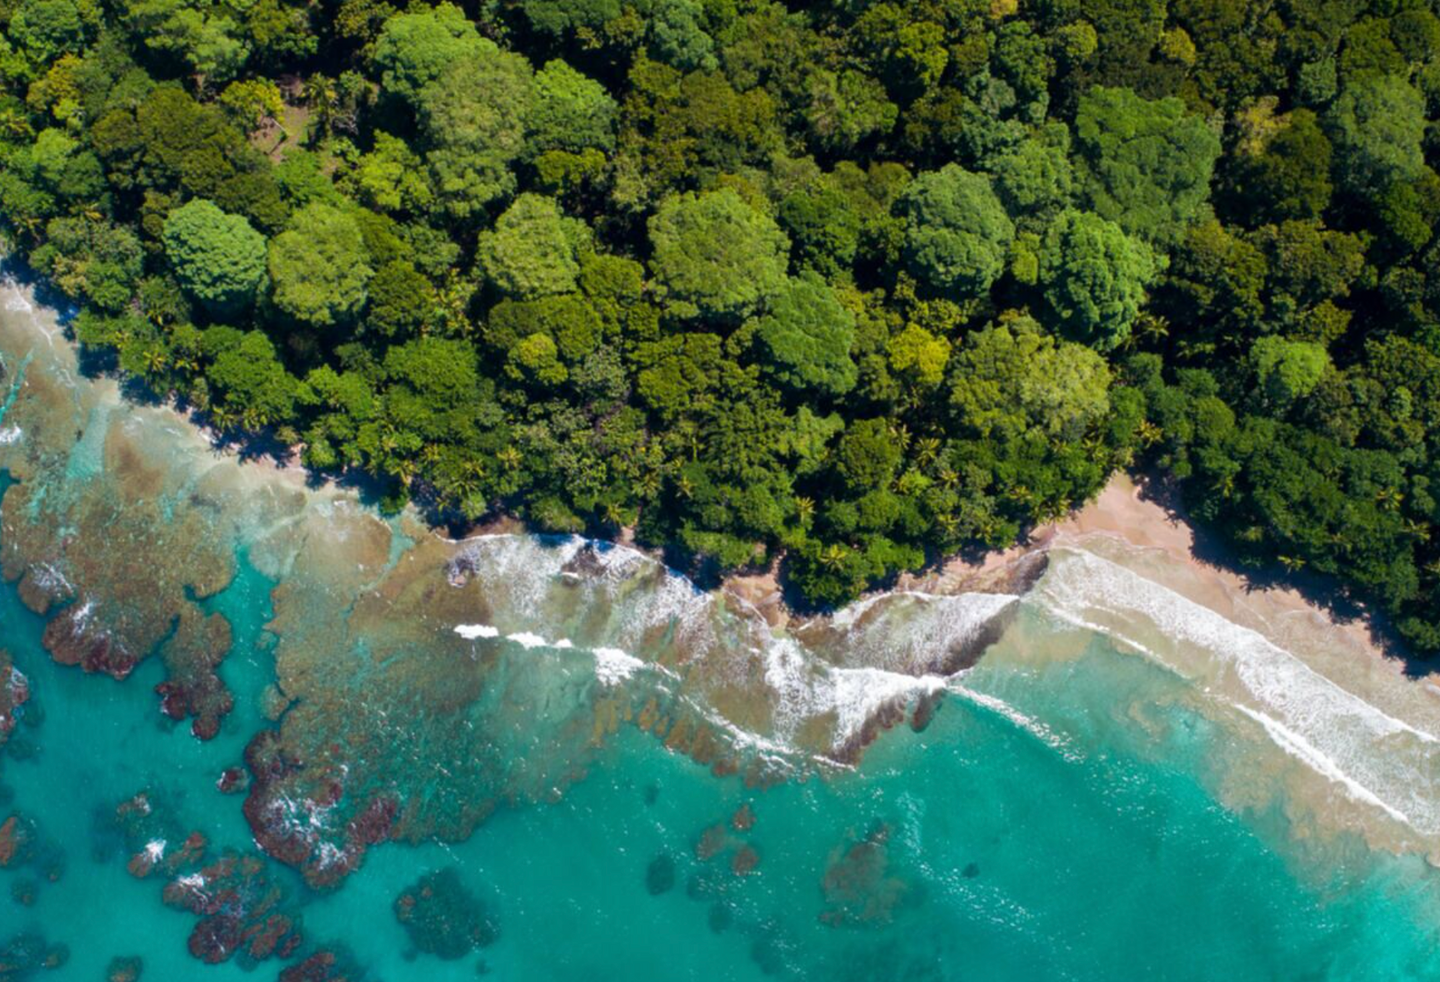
[751,273,857,397]
[267,204,373,326]
[10,0,96,62]
[951,316,1112,442]
[529,60,617,155]
[1073,86,1221,242]
[371,3,486,104]
[900,164,1014,299]
[1251,336,1331,404]
[4,0,1438,639]
[162,199,267,316]
[476,194,590,299]
[414,45,533,219]
[1038,210,1155,352]
[1328,74,1427,196]
[648,188,790,324]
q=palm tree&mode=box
[141,347,169,376]
[817,543,850,570]
[888,422,912,453]
[794,496,815,525]
[1278,555,1307,573]
[914,436,941,467]
[600,500,628,527]
[303,74,338,141]
[1402,519,1431,542]
[497,446,522,471]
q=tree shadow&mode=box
[1129,470,1429,677]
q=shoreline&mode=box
[726,473,1430,688]
[3,265,1423,692]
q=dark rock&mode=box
[645,854,676,895]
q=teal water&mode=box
[2,277,1440,980]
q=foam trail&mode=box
[1034,545,1440,834]
[454,624,499,640]
[1234,704,1410,825]
[948,683,1077,758]
[593,648,644,685]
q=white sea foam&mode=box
[506,631,547,649]
[948,683,1077,758]
[762,635,948,753]
[593,647,644,685]
[0,425,21,445]
[144,839,167,861]
[1034,545,1440,834]
[823,591,1019,675]
[1234,703,1410,825]
[454,623,499,639]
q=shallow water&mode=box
[2,275,1440,980]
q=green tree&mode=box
[203,327,299,426]
[990,123,1074,217]
[370,3,487,104]
[1038,210,1156,352]
[124,0,250,84]
[476,194,590,299]
[1252,336,1331,403]
[415,45,534,218]
[1328,74,1427,196]
[162,199,267,316]
[752,273,857,397]
[648,188,790,323]
[1073,86,1222,242]
[1232,109,1332,222]
[900,164,1014,299]
[365,260,434,338]
[950,316,1112,441]
[834,417,902,490]
[268,204,373,326]
[10,0,95,62]
[529,60,617,155]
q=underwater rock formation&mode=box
[0,650,27,750]
[393,867,498,959]
[161,851,303,964]
[819,823,909,927]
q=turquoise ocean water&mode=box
[2,275,1440,981]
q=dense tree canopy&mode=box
[162,198,267,315]
[647,187,789,323]
[1038,209,1156,352]
[4,0,1439,649]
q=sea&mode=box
[2,271,1440,981]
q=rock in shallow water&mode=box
[393,867,498,960]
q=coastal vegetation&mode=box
[0,0,1437,651]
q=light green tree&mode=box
[163,198,268,315]
[529,60,617,155]
[950,315,1112,440]
[371,3,487,104]
[752,272,857,397]
[1329,75,1427,196]
[477,194,591,299]
[648,188,790,323]
[1252,336,1331,403]
[1073,86,1221,242]
[268,204,373,326]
